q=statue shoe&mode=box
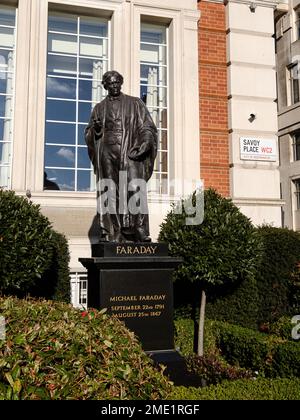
[135,228,151,243]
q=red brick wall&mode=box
[198,0,230,196]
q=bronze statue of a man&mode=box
[85,71,158,243]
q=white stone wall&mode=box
[226,0,283,226]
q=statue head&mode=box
[102,71,124,97]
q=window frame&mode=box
[44,11,111,193]
[0,3,17,189]
[140,22,170,196]
[287,62,300,106]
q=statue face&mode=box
[104,75,122,97]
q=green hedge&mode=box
[174,318,219,357]
[0,190,70,301]
[204,226,300,329]
[256,226,300,324]
[0,297,171,400]
[206,275,259,330]
[171,378,300,400]
[215,321,300,378]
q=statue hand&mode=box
[128,142,151,161]
[93,119,102,133]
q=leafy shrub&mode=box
[0,190,70,301]
[186,355,252,385]
[267,316,297,341]
[0,190,53,293]
[171,378,300,400]
[30,231,71,303]
[0,297,171,400]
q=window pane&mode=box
[47,55,77,77]
[45,122,76,145]
[141,44,167,66]
[47,77,76,99]
[141,25,166,44]
[148,108,168,129]
[46,99,76,122]
[80,17,108,38]
[0,95,13,118]
[0,165,9,188]
[141,64,167,86]
[148,172,160,194]
[0,72,13,94]
[79,58,107,79]
[48,33,77,55]
[44,171,60,190]
[44,168,75,191]
[48,14,77,34]
[0,142,11,164]
[79,79,103,102]
[77,147,91,169]
[79,37,108,58]
[0,7,16,27]
[160,151,168,173]
[78,124,87,145]
[159,129,168,151]
[0,27,15,49]
[77,170,95,192]
[140,86,167,108]
[45,145,76,168]
[78,102,93,123]
[0,118,12,141]
[0,49,14,70]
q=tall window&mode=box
[44,13,109,192]
[140,23,168,195]
[295,8,300,40]
[293,131,300,161]
[287,63,300,106]
[294,179,300,210]
[0,6,16,189]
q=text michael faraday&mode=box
[100,403,200,416]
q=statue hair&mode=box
[102,71,124,86]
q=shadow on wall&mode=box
[88,214,101,245]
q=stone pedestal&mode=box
[80,243,203,386]
[79,243,181,352]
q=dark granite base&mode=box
[148,350,204,387]
[79,244,203,386]
[80,242,182,353]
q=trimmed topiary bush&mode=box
[0,297,172,400]
[159,188,261,289]
[171,378,300,400]
[159,188,262,354]
[0,190,70,302]
[0,190,53,293]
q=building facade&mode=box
[0,0,200,280]
[1,0,291,305]
[275,0,300,230]
[198,0,283,226]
